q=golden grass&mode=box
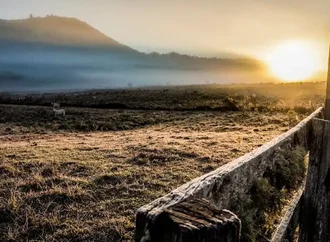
[0,109,299,241]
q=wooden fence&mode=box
[134,107,330,242]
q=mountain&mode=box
[143,51,264,71]
[0,15,133,51]
[0,16,268,92]
[0,16,262,66]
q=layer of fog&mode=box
[0,43,263,93]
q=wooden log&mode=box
[299,118,330,242]
[146,199,241,242]
[324,44,330,120]
[135,108,322,242]
[271,188,303,242]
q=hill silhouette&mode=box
[0,15,263,68]
[0,15,268,92]
[0,15,133,50]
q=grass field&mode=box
[0,82,325,113]
[0,82,324,241]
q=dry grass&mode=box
[0,105,189,135]
[0,82,325,113]
[1,81,321,241]
[0,108,297,241]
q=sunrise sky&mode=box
[1,0,329,71]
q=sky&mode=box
[1,0,330,68]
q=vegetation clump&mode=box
[0,82,324,114]
[237,146,306,242]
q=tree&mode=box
[29,14,33,19]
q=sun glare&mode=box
[267,41,318,82]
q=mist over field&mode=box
[0,43,265,92]
[0,16,267,93]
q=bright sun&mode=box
[267,41,318,82]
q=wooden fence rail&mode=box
[134,107,323,242]
[271,187,303,242]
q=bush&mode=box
[239,145,306,242]
[265,146,306,191]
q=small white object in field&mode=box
[51,102,60,108]
[53,108,65,117]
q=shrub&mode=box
[238,145,306,242]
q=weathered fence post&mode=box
[137,199,241,242]
[324,44,330,120]
[299,42,330,242]
[299,118,330,241]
